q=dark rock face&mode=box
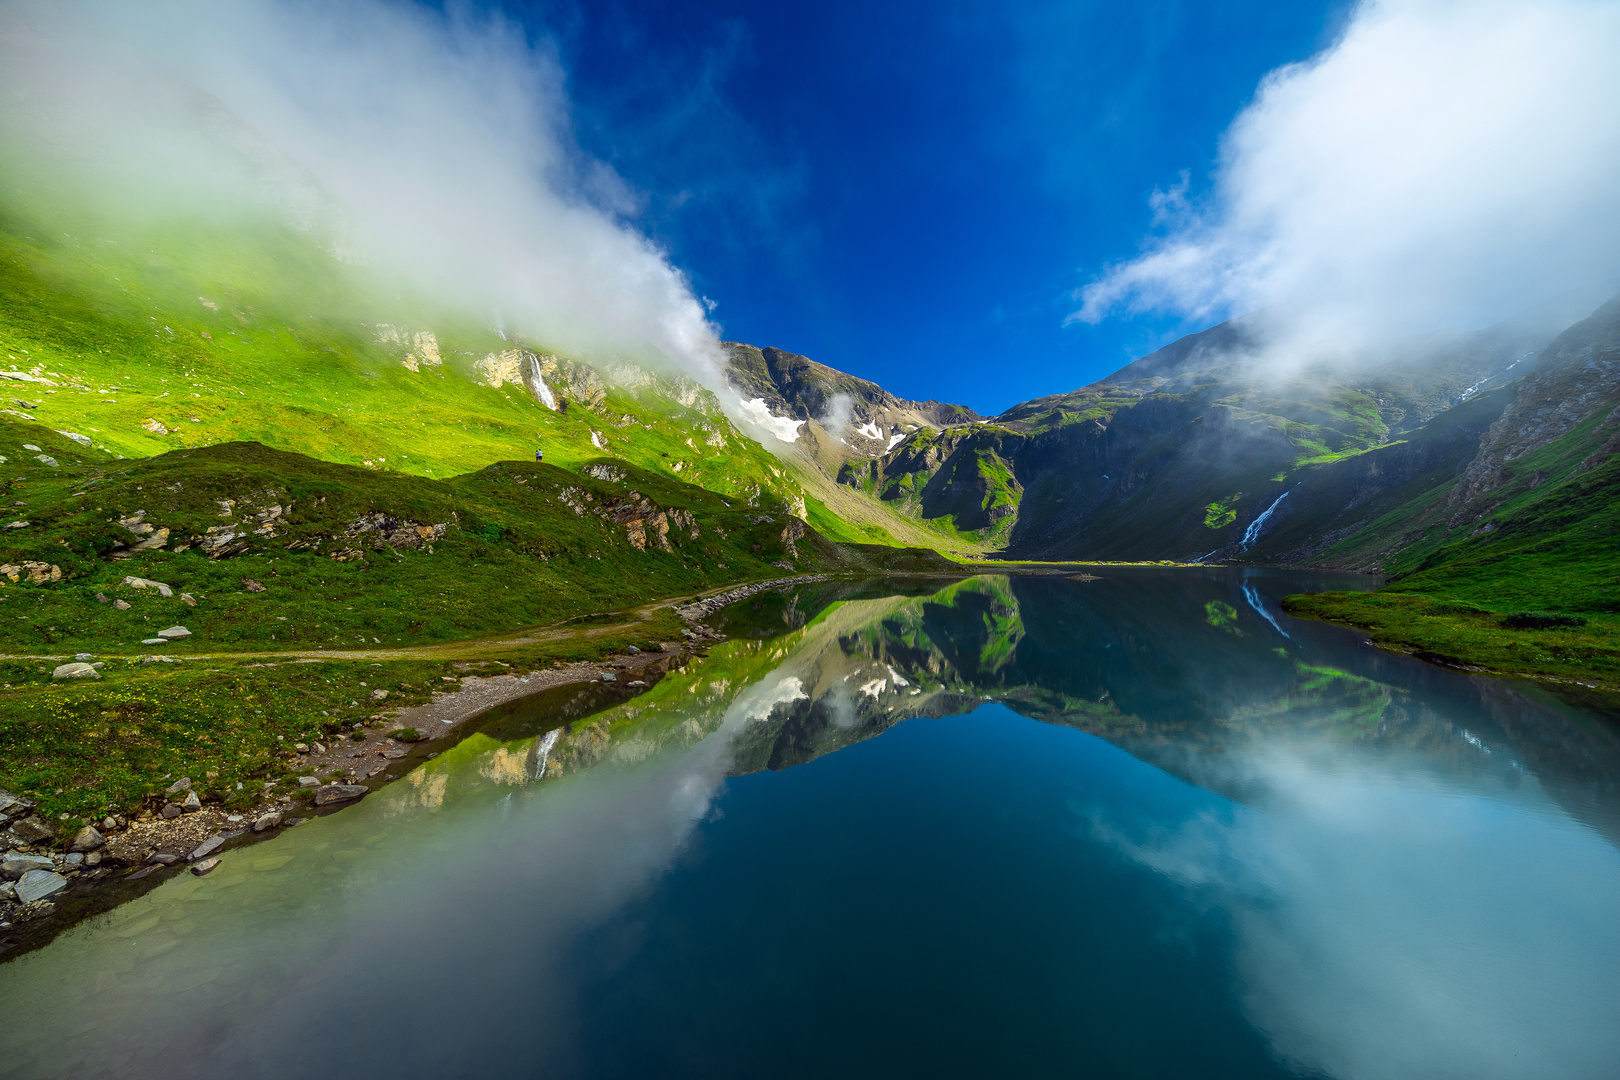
[1447,296,1620,528]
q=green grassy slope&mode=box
[1284,449,1620,690]
[0,193,802,509]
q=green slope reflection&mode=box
[0,569,1617,1080]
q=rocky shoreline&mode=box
[0,637,707,957]
[0,572,837,959]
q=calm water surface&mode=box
[2,568,1619,1079]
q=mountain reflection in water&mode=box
[1,569,1617,1080]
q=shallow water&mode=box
[3,568,1619,1080]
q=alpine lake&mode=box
[2,568,1618,1080]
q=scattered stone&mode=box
[16,869,67,904]
[188,835,224,861]
[51,662,99,680]
[242,579,266,593]
[312,742,327,754]
[180,791,201,812]
[146,852,180,865]
[101,816,117,831]
[141,638,167,645]
[382,749,407,759]
[369,688,388,701]
[296,776,319,788]
[57,431,91,447]
[74,653,95,661]
[62,852,84,870]
[600,672,617,682]
[283,817,304,827]
[85,851,101,867]
[166,776,193,794]
[156,625,191,639]
[293,742,309,753]
[191,858,220,876]
[160,803,182,819]
[122,576,173,597]
[10,816,56,843]
[626,645,640,654]
[0,882,14,901]
[1,853,54,879]
[68,825,105,852]
[313,784,367,806]
[113,599,131,610]
[180,592,197,606]
[628,680,646,687]
[390,727,422,743]
[94,592,110,604]
[252,812,282,832]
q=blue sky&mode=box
[510,0,1346,413]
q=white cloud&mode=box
[0,0,731,385]
[1088,746,1620,1080]
[1076,0,1620,348]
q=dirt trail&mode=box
[2,575,823,664]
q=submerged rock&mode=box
[190,858,220,876]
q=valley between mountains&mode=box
[0,141,1616,952]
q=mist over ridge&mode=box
[0,0,730,388]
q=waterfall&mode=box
[1242,579,1290,638]
[1240,489,1292,551]
[527,727,562,782]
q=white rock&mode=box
[296,776,319,788]
[122,576,173,597]
[51,662,99,680]
[156,625,191,639]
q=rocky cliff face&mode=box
[1445,296,1620,529]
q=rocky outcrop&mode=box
[1446,295,1620,528]
[476,350,607,411]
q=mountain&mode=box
[754,315,1547,561]
[719,342,994,554]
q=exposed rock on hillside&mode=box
[1446,296,1620,528]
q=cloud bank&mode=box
[1075,0,1620,350]
[0,0,730,385]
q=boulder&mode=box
[68,825,105,852]
[10,816,56,843]
[122,576,173,597]
[180,791,201,812]
[112,599,131,610]
[252,812,282,832]
[1,853,54,879]
[190,858,220,876]
[145,852,180,865]
[296,776,319,788]
[313,784,367,806]
[156,625,191,639]
[369,688,388,700]
[188,835,224,861]
[16,869,67,903]
[165,776,193,794]
[51,662,99,680]
[161,803,181,819]
[62,852,83,870]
